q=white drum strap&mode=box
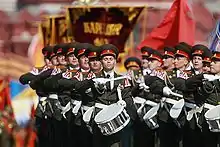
[39,97,47,112]
[117,84,123,101]
[71,100,82,115]
[81,105,92,115]
[117,84,127,107]
[61,102,71,119]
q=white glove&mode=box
[117,100,126,107]
[163,87,172,97]
[139,83,149,91]
[203,74,220,81]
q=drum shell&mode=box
[95,104,131,136]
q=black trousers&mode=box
[201,121,219,147]
[93,122,133,147]
[182,120,203,147]
[133,119,155,147]
[158,120,183,147]
[35,117,51,147]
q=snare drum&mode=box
[162,97,186,127]
[94,103,130,136]
[204,105,220,132]
[170,99,185,119]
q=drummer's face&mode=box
[210,60,220,74]
[101,55,116,71]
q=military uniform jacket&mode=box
[131,75,165,102]
[92,70,137,121]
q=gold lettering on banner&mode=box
[83,22,123,36]
[106,24,123,36]
[94,38,109,46]
[58,20,67,37]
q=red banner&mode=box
[66,6,145,53]
[0,78,11,111]
[40,17,53,46]
[52,15,74,44]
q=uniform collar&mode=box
[103,70,114,78]
[81,68,90,72]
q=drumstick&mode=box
[105,75,130,82]
[92,75,129,84]
[170,91,183,98]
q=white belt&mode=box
[95,103,108,109]
[48,94,58,100]
[82,105,92,111]
[162,97,215,110]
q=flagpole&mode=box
[142,8,147,41]
[130,31,134,55]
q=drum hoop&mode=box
[205,116,220,121]
[101,117,131,136]
[95,104,124,124]
[204,105,220,120]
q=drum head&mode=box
[83,106,95,123]
[205,105,220,120]
[94,104,124,124]
[170,99,185,119]
[143,104,160,120]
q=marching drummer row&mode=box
[19,42,220,147]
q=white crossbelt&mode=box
[81,105,92,111]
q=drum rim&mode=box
[204,105,220,120]
[94,103,124,123]
[101,117,131,136]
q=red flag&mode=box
[0,78,11,110]
[138,0,195,50]
[30,104,35,119]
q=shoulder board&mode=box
[62,71,72,79]
[57,65,66,69]
[68,69,78,73]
